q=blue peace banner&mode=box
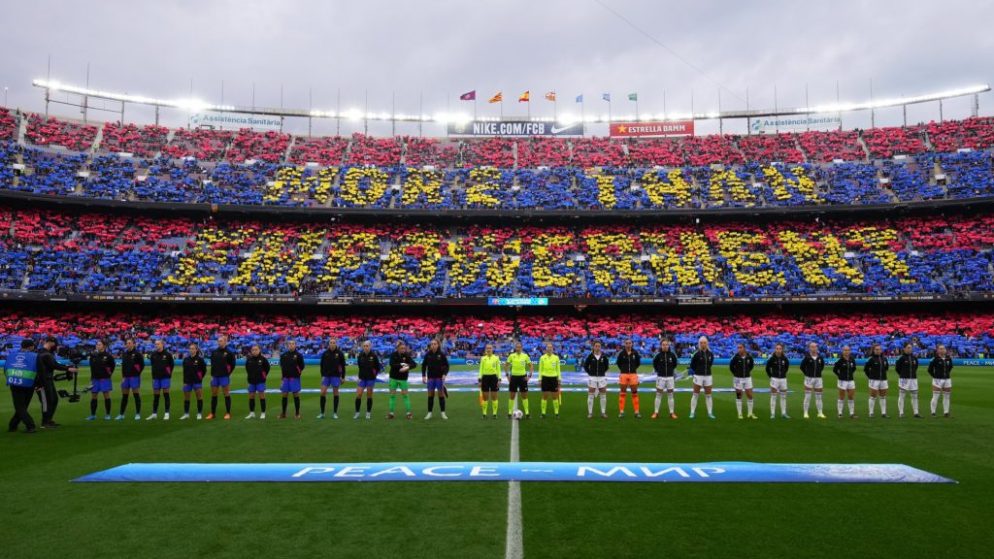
[74,462,954,484]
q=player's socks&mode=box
[735,397,742,416]
[879,399,887,416]
[540,399,547,414]
[479,396,486,415]
[868,396,876,415]
[224,396,231,413]
[119,394,130,415]
[249,398,256,412]
[196,398,203,414]
[618,392,627,413]
[837,399,844,415]
[153,394,160,414]
[654,393,662,414]
[747,398,754,416]
[133,394,142,415]
[260,398,267,413]
[778,393,787,415]
[293,396,300,415]
[428,396,435,412]
[104,398,112,415]
[847,399,854,415]
[333,395,340,414]
[552,399,560,415]
[588,394,596,415]
[404,394,412,412]
[439,397,446,412]
[770,394,777,416]
[930,392,939,414]
[491,399,499,415]
[599,394,606,415]
[690,393,699,415]
[320,395,327,414]
[163,393,171,414]
[815,393,823,415]
[522,398,530,415]
[390,393,398,413]
[184,400,191,414]
[705,394,713,415]
[802,392,811,415]
[366,397,373,412]
[667,393,674,414]
[211,396,218,414]
[942,393,950,414]
[910,391,918,415]
[90,399,98,416]
[897,391,905,415]
[632,394,640,414]
[355,397,362,413]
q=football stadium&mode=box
[2,1,993,558]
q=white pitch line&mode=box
[505,417,524,559]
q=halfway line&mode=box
[505,417,524,559]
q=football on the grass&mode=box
[512,409,524,419]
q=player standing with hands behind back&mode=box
[279,340,305,419]
[208,335,237,420]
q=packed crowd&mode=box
[0,206,991,299]
[0,309,990,359]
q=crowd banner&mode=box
[75,461,955,484]
[447,120,584,137]
[608,120,694,138]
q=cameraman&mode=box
[36,336,78,428]
[6,339,39,434]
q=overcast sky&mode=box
[2,0,992,135]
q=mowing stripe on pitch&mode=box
[74,462,955,484]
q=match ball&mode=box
[512,409,524,420]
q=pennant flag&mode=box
[575,94,584,103]
[602,93,611,102]
[545,91,556,102]
[519,91,530,103]
[628,92,638,101]
[488,92,503,104]
[459,90,476,101]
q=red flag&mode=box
[460,90,476,101]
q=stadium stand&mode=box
[99,122,170,157]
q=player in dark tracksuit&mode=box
[319,339,347,419]
[181,343,207,419]
[87,340,115,420]
[117,339,145,420]
[800,342,826,419]
[583,341,610,419]
[245,345,270,419]
[864,343,889,418]
[355,340,382,420]
[208,335,237,419]
[833,345,858,418]
[895,343,921,418]
[927,344,953,417]
[689,337,716,419]
[765,343,790,419]
[729,343,756,419]
[148,340,175,420]
[652,339,679,419]
[279,340,305,419]
[421,339,449,419]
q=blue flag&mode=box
[602,93,611,102]
[575,94,583,103]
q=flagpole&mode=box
[663,89,667,119]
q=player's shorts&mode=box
[357,378,378,389]
[837,380,856,391]
[247,382,267,394]
[732,376,753,391]
[425,378,445,391]
[898,378,919,391]
[769,377,788,392]
[803,377,824,390]
[321,376,342,388]
[389,379,410,391]
[693,374,713,388]
[619,373,639,386]
[655,376,675,391]
[91,378,113,393]
[932,378,952,390]
[480,375,499,392]
[182,383,202,393]
[587,376,608,390]
[121,376,141,390]
[281,378,302,393]
[868,379,889,391]
[210,376,230,388]
[540,376,560,392]
[509,375,528,393]
[152,378,171,391]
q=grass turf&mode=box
[0,365,990,559]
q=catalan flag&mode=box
[545,91,556,102]
[518,91,530,103]
[488,91,503,104]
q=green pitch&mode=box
[1,366,990,559]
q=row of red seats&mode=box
[25,115,98,151]
[927,117,994,152]
[100,123,169,157]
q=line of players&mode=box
[80,334,955,422]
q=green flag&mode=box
[628,92,638,101]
